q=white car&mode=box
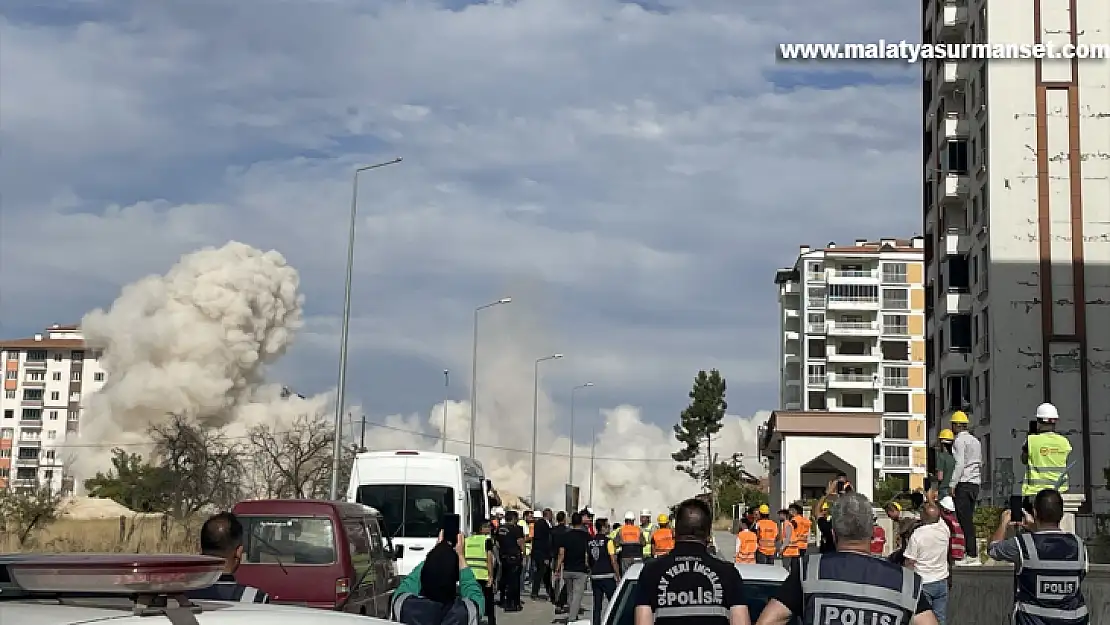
[572,561,800,625]
[0,553,392,625]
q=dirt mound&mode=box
[58,496,162,520]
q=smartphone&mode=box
[1010,495,1025,523]
[442,514,461,544]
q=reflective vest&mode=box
[651,527,674,555]
[519,519,531,555]
[619,524,643,559]
[1014,531,1088,624]
[463,535,490,581]
[1024,432,1072,496]
[755,518,778,556]
[790,516,811,556]
[800,553,922,625]
[782,519,799,557]
[641,525,654,557]
[735,529,757,564]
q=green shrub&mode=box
[974,506,1004,541]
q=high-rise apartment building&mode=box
[922,0,1110,509]
[0,325,106,493]
[775,238,929,492]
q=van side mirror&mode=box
[391,544,404,560]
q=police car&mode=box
[0,553,392,625]
[571,562,801,625]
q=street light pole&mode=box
[468,298,512,458]
[441,370,450,453]
[568,382,594,488]
[530,353,564,508]
[329,157,403,501]
[589,423,597,507]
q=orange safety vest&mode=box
[755,519,778,556]
[735,529,757,563]
[619,523,642,545]
[791,516,812,553]
[781,519,799,557]
[651,527,675,555]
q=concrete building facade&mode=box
[770,238,928,504]
[0,325,106,494]
[922,0,1110,510]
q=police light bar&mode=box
[4,554,224,594]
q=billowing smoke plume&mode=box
[75,241,329,481]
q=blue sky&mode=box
[0,0,922,499]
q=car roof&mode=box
[4,598,393,625]
[622,561,789,583]
[232,499,381,518]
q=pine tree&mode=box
[672,369,728,491]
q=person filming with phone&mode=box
[391,526,486,625]
[987,488,1089,624]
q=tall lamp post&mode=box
[568,382,594,488]
[441,370,450,452]
[530,353,564,508]
[469,298,512,458]
[330,157,403,501]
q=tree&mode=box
[84,448,175,513]
[0,485,63,546]
[672,369,728,486]
[245,415,339,499]
[149,415,245,518]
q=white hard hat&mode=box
[624,510,635,520]
[640,508,651,517]
[493,507,504,515]
[939,496,956,512]
[1035,402,1059,422]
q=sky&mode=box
[0,0,921,506]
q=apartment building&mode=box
[922,0,1110,510]
[773,238,928,498]
[0,325,106,493]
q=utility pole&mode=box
[359,414,367,452]
[442,370,450,453]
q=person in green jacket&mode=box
[935,429,956,499]
[392,532,485,625]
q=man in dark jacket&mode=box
[529,508,555,600]
[549,511,570,612]
[187,512,269,603]
[495,510,525,612]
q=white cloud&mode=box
[1,0,918,504]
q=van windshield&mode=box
[356,484,454,538]
[240,516,337,565]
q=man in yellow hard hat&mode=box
[754,504,778,564]
[947,410,982,566]
[935,429,956,499]
[650,513,674,557]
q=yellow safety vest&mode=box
[518,519,530,555]
[641,526,654,557]
[464,535,490,581]
[1023,432,1071,495]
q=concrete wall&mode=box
[950,564,1110,623]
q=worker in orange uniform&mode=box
[781,503,810,571]
[650,513,674,557]
[735,518,758,564]
[754,504,778,565]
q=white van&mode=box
[347,450,491,576]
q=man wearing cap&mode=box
[934,429,956,500]
[1022,402,1072,501]
[651,513,675,557]
[936,496,965,564]
[616,511,646,575]
[639,509,655,560]
[754,504,778,565]
[947,410,982,565]
[815,498,835,554]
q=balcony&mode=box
[883,324,909,337]
[827,320,880,336]
[19,417,42,427]
[807,375,827,386]
[21,378,45,388]
[806,271,825,283]
[806,322,827,334]
[827,372,881,389]
[808,297,827,310]
[784,350,800,363]
[943,290,973,315]
[883,452,912,468]
[14,455,40,466]
[826,347,881,362]
[944,228,972,255]
[23,359,47,369]
[16,438,41,447]
[942,173,970,201]
[884,376,911,389]
[939,62,969,93]
[939,2,969,40]
[782,281,799,295]
[827,268,879,282]
[942,112,970,140]
[784,401,802,411]
[828,296,880,310]
[940,349,973,373]
[785,330,800,341]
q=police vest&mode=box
[1024,433,1072,496]
[800,553,922,625]
[463,535,489,581]
[587,535,615,578]
[1014,531,1088,624]
[649,551,731,621]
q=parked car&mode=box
[572,562,800,625]
[231,499,402,617]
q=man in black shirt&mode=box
[587,518,620,625]
[530,508,555,600]
[550,510,570,611]
[555,511,591,622]
[757,493,938,625]
[187,512,269,603]
[633,498,748,625]
[496,510,526,612]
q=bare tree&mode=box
[0,485,63,546]
[246,415,335,499]
[149,414,245,518]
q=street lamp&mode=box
[441,370,450,453]
[530,353,564,508]
[330,157,403,501]
[568,383,594,488]
[468,297,512,458]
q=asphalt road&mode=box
[500,532,739,625]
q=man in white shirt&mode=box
[903,503,951,625]
[947,411,981,565]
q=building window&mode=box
[807,286,827,308]
[52,352,63,362]
[49,410,58,420]
[883,314,908,335]
[881,288,909,311]
[4,390,15,399]
[0,428,13,439]
[807,364,826,384]
[71,371,81,382]
[0,449,8,458]
[5,370,16,380]
[829,284,878,303]
[69,392,81,402]
[3,410,11,419]
[807,262,824,280]
[47,430,57,440]
[94,372,105,382]
[884,393,911,413]
[947,140,969,173]
[880,341,909,361]
[882,263,908,284]
[50,391,60,401]
[71,351,84,361]
[27,350,47,361]
[26,371,45,381]
[68,411,80,421]
[884,366,910,388]
[884,419,910,440]
[22,389,43,401]
[21,409,42,421]
[807,339,826,358]
[883,445,911,467]
[45,450,55,461]
[841,393,865,408]
[808,392,827,410]
[52,372,62,381]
